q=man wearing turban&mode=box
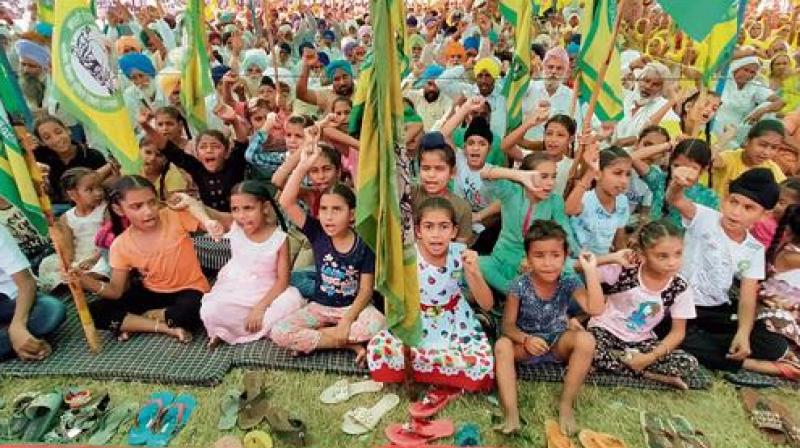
[438,56,508,139]
[405,64,453,132]
[119,52,159,125]
[15,39,50,111]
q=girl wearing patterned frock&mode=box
[588,220,699,390]
[367,197,495,392]
[494,220,604,436]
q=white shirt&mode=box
[615,91,678,141]
[714,79,775,148]
[520,81,600,140]
[681,205,765,307]
[0,226,31,300]
[437,65,508,139]
[405,89,453,132]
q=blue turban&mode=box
[463,36,480,52]
[211,64,231,86]
[317,51,330,67]
[567,42,580,56]
[413,64,444,88]
[325,59,353,80]
[322,30,335,41]
[119,52,156,78]
[35,22,53,38]
[15,39,50,67]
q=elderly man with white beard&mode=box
[119,52,161,127]
[614,61,679,142]
[15,39,50,113]
[520,46,599,140]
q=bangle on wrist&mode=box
[96,282,106,296]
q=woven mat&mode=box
[232,339,367,375]
[518,363,713,390]
[0,300,233,386]
[723,370,800,389]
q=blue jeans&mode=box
[0,293,67,359]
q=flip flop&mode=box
[454,422,482,446]
[87,401,139,445]
[6,392,37,439]
[578,429,628,448]
[341,393,400,435]
[44,392,110,444]
[545,419,575,448]
[320,379,384,404]
[765,398,800,448]
[668,415,711,448]
[64,388,93,409]
[243,430,274,448]
[640,412,676,448]
[740,388,787,444]
[22,390,64,442]
[218,389,241,430]
[263,406,307,446]
[128,391,175,446]
[149,393,197,447]
[724,371,779,389]
[408,387,461,419]
[385,418,455,446]
[239,390,271,430]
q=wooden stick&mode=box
[264,2,281,108]
[567,0,628,185]
[13,124,101,354]
[568,68,581,117]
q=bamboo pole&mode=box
[566,0,627,186]
[13,123,101,354]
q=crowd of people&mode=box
[0,0,799,437]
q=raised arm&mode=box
[462,249,493,311]
[631,141,672,176]
[277,128,320,228]
[665,166,698,221]
[500,101,551,161]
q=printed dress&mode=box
[757,245,800,363]
[367,243,494,392]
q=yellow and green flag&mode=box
[0,102,47,235]
[500,0,533,132]
[52,0,140,173]
[576,0,624,122]
[351,0,421,346]
[38,0,55,25]
[183,0,215,132]
[701,1,744,89]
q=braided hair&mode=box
[633,218,684,252]
[230,180,288,231]
[767,204,800,265]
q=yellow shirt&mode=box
[140,166,189,199]
[712,149,787,198]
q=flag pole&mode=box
[567,0,627,183]
[12,122,101,354]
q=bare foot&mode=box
[347,343,367,367]
[165,327,192,344]
[207,336,221,350]
[117,332,131,342]
[143,308,166,323]
[493,419,521,435]
[559,403,577,436]
[644,372,689,391]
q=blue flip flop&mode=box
[128,391,175,446]
[148,393,197,447]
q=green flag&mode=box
[0,102,47,235]
[351,0,421,346]
[182,0,215,132]
[657,0,736,42]
[577,0,624,122]
[0,50,34,130]
[500,0,533,132]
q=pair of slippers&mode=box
[383,387,462,446]
[741,388,800,447]
[238,371,307,446]
[545,420,628,448]
[3,390,64,442]
[128,391,197,447]
[640,411,708,448]
[318,378,400,435]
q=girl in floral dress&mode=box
[367,197,495,392]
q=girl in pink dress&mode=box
[200,181,305,346]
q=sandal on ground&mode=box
[341,393,399,435]
[385,418,455,446]
[87,401,139,445]
[668,415,711,448]
[43,392,110,444]
[578,429,628,448]
[408,387,461,419]
[639,411,676,448]
[243,430,273,448]
[3,392,38,439]
[22,390,64,442]
[775,361,800,381]
[148,393,197,447]
[128,391,175,446]
[218,389,241,430]
[545,419,575,448]
[64,388,93,409]
[262,406,307,446]
[740,388,787,445]
[765,398,800,448]
[320,378,384,404]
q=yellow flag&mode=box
[52,0,140,172]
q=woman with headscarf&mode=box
[769,53,800,117]
[714,56,785,147]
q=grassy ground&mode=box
[1,369,800,447]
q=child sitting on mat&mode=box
[494,220,603,436]
[271,128,384,364]
[198,181,305,347]
[588,219,699,390]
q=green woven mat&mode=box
[232,338,365,375]
[518,363,713,390]
[0,300,233,386]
